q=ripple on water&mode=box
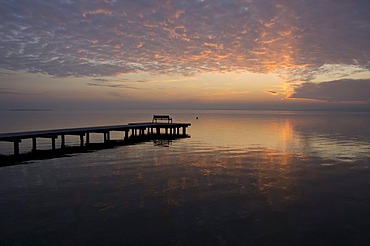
[1,111,370,244]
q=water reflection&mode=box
[153,139,172,147]
[191,111,370,162]
[185,147,300,211]
[0,111,370,244]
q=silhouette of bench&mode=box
[152,115,172,123]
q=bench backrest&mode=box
[152,115,172,123]
[153,115,171,119]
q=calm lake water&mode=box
[0,109,370,245]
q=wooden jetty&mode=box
[0,121,191,156]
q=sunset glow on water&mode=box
[0,110,369,245]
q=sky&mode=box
[0,0,370,110]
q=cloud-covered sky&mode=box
[1,0,370,109]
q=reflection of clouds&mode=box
[192,111,370,161]
[0,0,369,79]
[183,112,370,210]
[290,113,370,161]
[186,147,300,209]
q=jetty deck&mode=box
[0,122,191,156]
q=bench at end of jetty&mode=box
[152,115,172,123]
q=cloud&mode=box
[0,88,42,95]
[289,79,370,102]
[87,78,138,89]
[0,88,26,95]
[265,90,278,95]
[0,0,369,79]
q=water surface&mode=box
[0,110,369,245]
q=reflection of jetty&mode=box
[0,121,191,159]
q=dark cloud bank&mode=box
[290,79,370,102]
